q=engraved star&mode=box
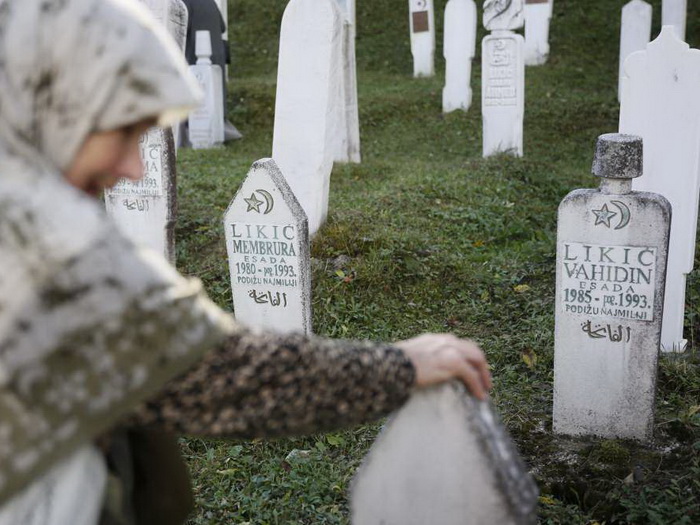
[244,192,264,213]
[592,204,617,228]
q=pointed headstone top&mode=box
[224,159,311,334]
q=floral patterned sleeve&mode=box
[129,329,416,439]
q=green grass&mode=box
[178,0,700,523]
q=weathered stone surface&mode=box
[188,30,225,149]
[662,0,687,41]
[524,0,552,66]
[482,31,525,157]
[224,159,311,334]
[618,0,652,102]
[272,0,342,235]
[334,0,361,163]
[484,0,524,32]
[620,27,700,352]
[409,0,436,77]
[554,134,671,441]
[443,0,477,112]
[105,127,178,263]
[351,382,538,525]
[169,0,188,52]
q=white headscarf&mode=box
[0,0,234,503]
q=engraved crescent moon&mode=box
[256,189,274,215]
[416,0,427,8]
[611,200,630,230]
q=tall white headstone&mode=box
[554,134,671,442]
[334,0,361,163]
[105,129,178,263]
[224,159,312,334]
[620,27,700,352]
[524,0,553,66]
[408,0,436,77]
[618,0,652,102]
[351,383,538,525]
[272,0,343,236]
[482,0,525,157]
[443,0,477,113]
[662,0,687,41]
[188,30,225,149]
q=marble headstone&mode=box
[620,27,700,352]
[334,0,361,163]
[188,30,225,149]
[618,1,652,102]
[662,0,687,41]
[482,32,525,156]
[351,382,538,525]
[484,0,524,32]
[224,159,311,334]
[272,0,342,236]
[524,0,553,66]
[408,0,436,77]
[554,134,671,442]
[443,0,477,112]
[105,129,178,263]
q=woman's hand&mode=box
[395,334,492,400]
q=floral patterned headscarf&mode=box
[0,0,232,503]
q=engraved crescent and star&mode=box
[592,201,631,229]
[244,189,274,214]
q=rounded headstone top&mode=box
[592,133,643,179]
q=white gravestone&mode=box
[662,0,687,41]
[620,27,700,352]
[618,1,652,102]
[169,0,188,149]
[443,0,477,113]
[214,0,230,79]
[524,0,553,66]
[554,134,671,442]
[408,0,436,77]
[272,0,343,236]
[188,30,225,149]
[334,0,361,163]
[482,32,525,157]
[105,129,178,263]
[482,0,525,157]
[224,159,312,334]
[351,383,538,525]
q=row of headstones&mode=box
[272,0,551,239]
[618,0,689,101]
[102,2,541,521]
[555,6,700,443]
[223,157,539,525]
[105,0,229,262]
[411,0,553,82]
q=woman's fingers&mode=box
[396,334,493,398]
